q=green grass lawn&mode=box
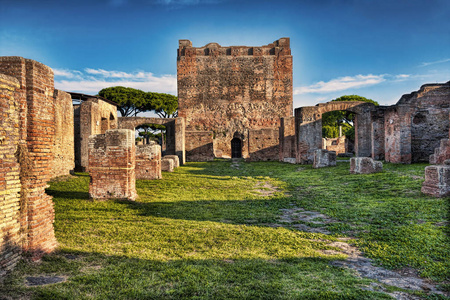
[1,160,449,299]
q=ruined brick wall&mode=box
[75,98,118,171]
[53,90,74,177]
[383,82,450,163]
[88,129,137,200]
[178,38,293,161]
[0,74,22,276]
[322,136,346,154]
[0,57,58,274]
[136,143,162,180]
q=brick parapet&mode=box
[136,143,162,180]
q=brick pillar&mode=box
[88,129,137,200]
[174,117,185,165]
[136,143,162,180]
[421,161,450,197]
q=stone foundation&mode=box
[135,143,162,180]
[350,157,383,174]
[313,149,336,168]
[88,129,137,200]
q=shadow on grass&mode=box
[46,190,90,200]
[0,250,392,300]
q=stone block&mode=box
[350,157,383,174]
[164,155,180,168]
[421,160,450,197]
[161,157,175,172]
[313,149,336,168]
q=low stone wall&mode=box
[350,157,383,174]
[88,129,137,200]
[161,158,175,172]
[164,155,180,168]
[135,143,162,180]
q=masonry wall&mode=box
[185,131,214,162]
[383,82,450,163]
[53,90,74,177]
[279,117,296,161]
[178,38,293,161]
[88,129,137,200]
[248,128,279,161]
[0,57,58,275]
[75,98,118,171]
[136,143,162,180]
[322,136,346,154]
[0,74,22,276]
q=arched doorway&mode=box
[231,138,242,158]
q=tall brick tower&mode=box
[177,38,293,161]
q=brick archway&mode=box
[294,101,376,164]
[118,117,185,165]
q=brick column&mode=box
[88,129,137,200]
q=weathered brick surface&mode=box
[279,117,296,162]
[0,57,58,274]
[52,90,74,177]
[0,74,22,276]
[421,161,450,197]
[178,38,292,161]
[312,149,336,168]
[247,128,279,161]
[135,143,162,180]
[350,157,383,174]
[88,129,137,200]
[382,82,450,163]
[185,131,214,162]
[74,97,117,171]
[161,157,175,172]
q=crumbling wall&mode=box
[383,82,450,163]
[135,143,161,180]
[0,57,58,275]
[178,38,293,161]
[88,129,137,200]
[74,97,118,171]
[53,90,74,177]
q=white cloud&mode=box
[294,74,386,95]
[420,58,450,67]
[53,67,177,95]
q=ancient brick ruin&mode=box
[88,129,137,200]
[0,57,68,275]
[313,149,336,168]
[73,93,118,172]
[135,143,162,180]
[177,38,293,161]
[293,82,450,164]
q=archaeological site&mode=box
[0,37,449,279]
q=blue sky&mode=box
[1,0,449,110]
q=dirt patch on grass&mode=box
[253,181,279,197]
[278,207,446,299]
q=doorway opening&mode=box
[231,138,242,158]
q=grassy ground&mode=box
[1,160,448,299]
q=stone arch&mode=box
[295,101,375,164]
[118,117,185,165]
